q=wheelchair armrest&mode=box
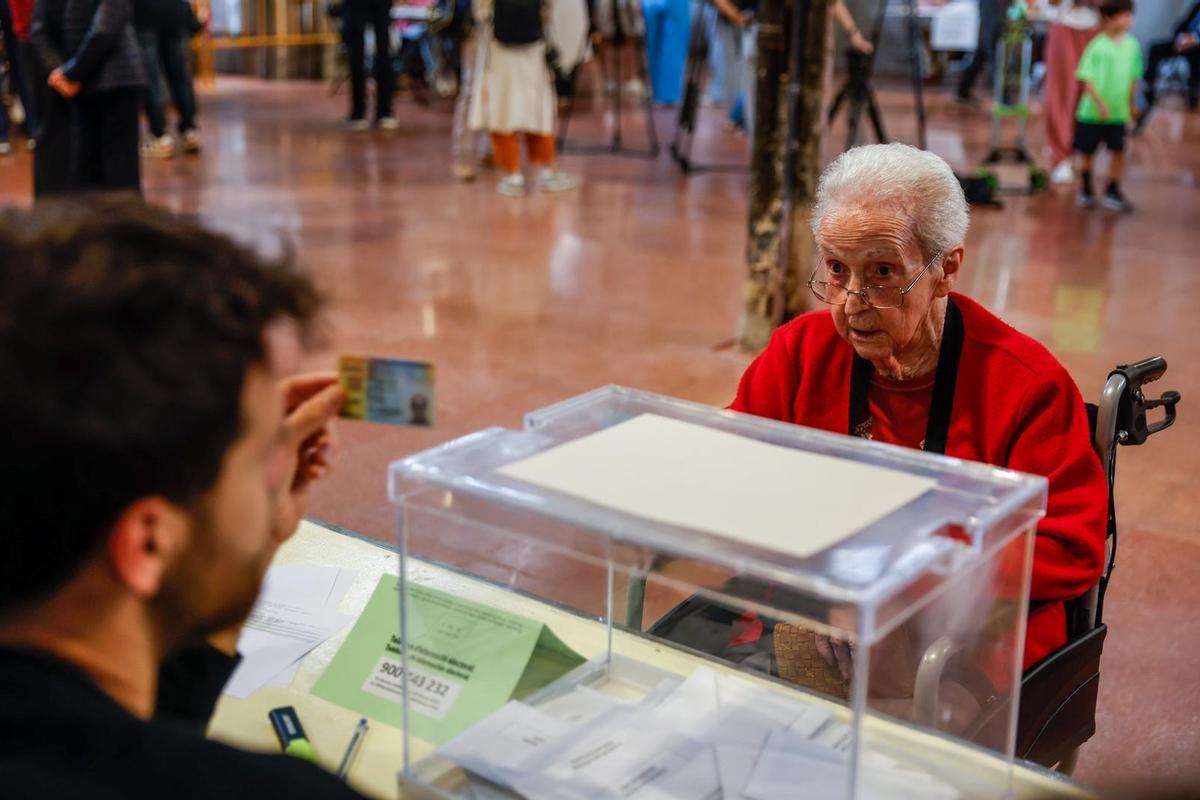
[912,635,967,729]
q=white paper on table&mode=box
[537,685,626,725]
[784,705,835,739]
[716,672,826,742]
[262,566,358,688]
[714,744,761,800]
[438,700,577,774]
[633,744,722,800]
[497,414,937,560]
[744,728,958,800]
[223,564,357,698]
[742,729,852,800]
[644,668,720,729]
[811,720,853,752]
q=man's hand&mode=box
[271,373,345,544]
[48,68,81,98]
[1176,33,1198,52]
[814,632,857,683]
[1096,99,1110,120]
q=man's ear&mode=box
[106,498,191,599]
[933,245,964,298]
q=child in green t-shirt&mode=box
[1073,0,1141,211]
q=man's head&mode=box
[0,200,321,648]
[1099,0,1134,32]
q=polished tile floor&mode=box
[0,76,1197,794]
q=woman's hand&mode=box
[814,631,857,683]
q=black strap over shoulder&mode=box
[847,298,965,456]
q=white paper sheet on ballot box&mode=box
[498,413,937,560]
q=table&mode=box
[208,520,1095,799]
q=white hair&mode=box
[811,143,970,259]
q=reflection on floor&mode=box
[1,76,1197,793]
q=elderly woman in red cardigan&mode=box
[731,143,1107,682]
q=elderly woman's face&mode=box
[815,202,949,370]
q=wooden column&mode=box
[737,0,831,351]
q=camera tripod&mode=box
[557,12,660,158]
[826,0,927,152]
[671,0,749,174]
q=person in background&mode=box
[724,0,871,137]
[341,0,396,130]
[450,0,480,179]
[703,0,739,108]
[641,0,687,105]
[1043,0,1099,184]
[1,0,40,152]
[1139,0,1200,120]
[955,0,1005,106]
[31,0,147,192]
[0,199,368,799]
[135,0,201,158]
[1072,0,1139,212]
[468,0,576,196]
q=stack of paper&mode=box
[433,667,960,800]
[222,564,357,698]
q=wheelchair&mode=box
[625,356,1181,773]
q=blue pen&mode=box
[336,718,369,780]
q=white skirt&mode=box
[468,34,558,136]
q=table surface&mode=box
[208,520,1095,800]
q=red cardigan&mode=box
[730,293,1107,670]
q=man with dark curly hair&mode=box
[0,200,367,798]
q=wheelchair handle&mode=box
[1109,357,1181,447]
[1113,356,1166,389]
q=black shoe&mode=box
[1077,191,1096,209]
[1102,187,1133,212]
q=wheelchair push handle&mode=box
[1111,357,1181,446]
[1114,356,1167,388]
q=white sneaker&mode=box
[343,117,370,132]
[451,162,477,182]
[378,116,400,130]
[497,174,526,196]
[538,168,577,193]
[0,142,12,156]
[24,139,35,152]
[181,129,202,154]
[140,135,175,159]
[1051,160,1074,185]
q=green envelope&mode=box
[312,575,584,744]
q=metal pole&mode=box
[907,0,927,150]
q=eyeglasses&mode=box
[808,250,943,310]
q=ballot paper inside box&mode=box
[388,387,1048,800]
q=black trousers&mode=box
[138,25,199,137]
[343,0,395,120]
[73,87,142,193]
[1144,40,1200,102]
[957,0,1003,99]
[27,44,75,198]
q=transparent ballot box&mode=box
[387,387,1047,799]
